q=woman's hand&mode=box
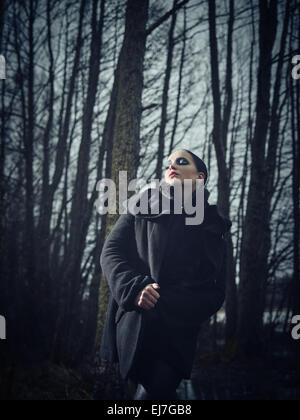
[134,283,160,311]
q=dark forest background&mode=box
[0,0,299,400]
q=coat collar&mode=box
[127,180,209,218]
[126,181,231,236]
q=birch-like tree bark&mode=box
[97,0,150,350]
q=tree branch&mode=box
[146,0,190,36]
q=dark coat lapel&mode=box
[129,184,174,283]
[147,217,171,282]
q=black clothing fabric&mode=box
[99,182,232,381]
[130,308,185,377]
[132,357,182,400]
[130,310,183,400]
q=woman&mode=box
[99,149,232,400]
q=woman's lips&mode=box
[169,172,179,178]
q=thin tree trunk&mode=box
[0,1,6,275]
[146,0,190,36]
[0,0,5,48]
[169,4,187,156]
[63,0,106,363]
[35,0,55,320]
[97,0,150,353]
[85,73,119,361]
[291,3,300,315]
[50,0,88,362]
[208,0,237,343]
[94,40,120,357]
[155,0,179,179]
[237,0,278,357]
[24,0,36,287]
[235,0,255,317]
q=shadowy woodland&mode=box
[0,0,299,400]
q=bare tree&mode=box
[97,0,150,352]
[237,0,291,356]
[291,2,300,315]
[208,0,237,343]
[155,0,179,179]
[60,0,106,364]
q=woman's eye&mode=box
[165,158,189,168]
[177,158,188,165]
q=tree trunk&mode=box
[49,0,89,362]
[62,0,106,364]
[97,0,150,350]
[24,0,36,287]
[155,0,179,179]
[0,0,5,48]
[35,0,55,338]
[169,4,187,156]
[88,72,119,361]
[0,1,6,278]
[93,64,120,360]
[291,3,300,315]
[208,0,237,343]
[237,0,278,357]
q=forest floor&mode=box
[0,362,94,400]
[182,358,300,400]
[2,356,299,401]
[1,337,299,400]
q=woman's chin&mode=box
[164,177,182,187]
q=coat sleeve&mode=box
[100,213,154,312]
[157,241,227,329]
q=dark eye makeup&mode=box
[165,157,189,169]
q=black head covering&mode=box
[183,150,208,185]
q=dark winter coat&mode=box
[99,183,232,380]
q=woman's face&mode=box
[164,150,205,192]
